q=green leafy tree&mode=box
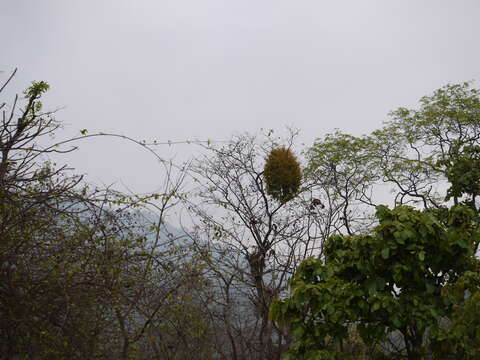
[305,132,379,235]
[271,204,479,359]
[273,82,480,360]
[306,82,480,213]
[374,82,480,208]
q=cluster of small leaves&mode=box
[264,147,302,203]
[24,80,49,97]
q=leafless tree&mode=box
[183,130,342,360]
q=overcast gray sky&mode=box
[2,0,480,193]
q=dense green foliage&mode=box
[264,147,302,203]
[430,264,480,359]
[271,205,480,359]
[444,145,480,204]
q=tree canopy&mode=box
[271,82,480,360]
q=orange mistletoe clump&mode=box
[263,147,301,203]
